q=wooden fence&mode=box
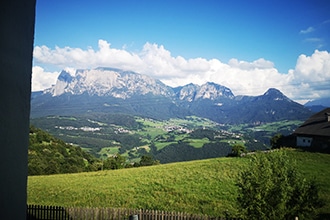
[27,204,228,220]
[27,205,71,220]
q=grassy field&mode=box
[27,149,330,218]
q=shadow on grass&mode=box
[316,213,330,220]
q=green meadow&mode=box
[27,149,330,218]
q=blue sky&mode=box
[33,0,330,103]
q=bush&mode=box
[270,133,284,149]
[236,150,322,220]
[230,144,247,157]
[139,154,159,166]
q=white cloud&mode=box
[304,38,322,43]
[284,50,330,102]
[304,38,325,49]
[31,66,60,91]
[294,50,330,79]
[300,20,330,50]
[140,43,211,79]
[32,40,330,103]
[33,39,143,70]
[228,58,275,70]
[300,26,315,34]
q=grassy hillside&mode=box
[27,149,330,218]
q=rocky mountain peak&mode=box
[48,67,173,98]
[176,82,234,102]
[197,82,234,100]
[48,68,235,102]
[57,70,73,83]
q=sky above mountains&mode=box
[32,0,330,103]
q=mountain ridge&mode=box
[48,67,173,98]
[31,67,312,124]
[304,97,330,112]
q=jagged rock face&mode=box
[176,83,197,102]
[48,67,235,101]
[49,67,173,99]
[196,82,234,100]
[176,82,234,102]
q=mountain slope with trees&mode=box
[28,125,161,175]
[28,126,100,175]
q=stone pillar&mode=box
[0,0,36,219]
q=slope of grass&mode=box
[27,149,330,218]
[287,149,330,216]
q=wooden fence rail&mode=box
[27,204,227,220]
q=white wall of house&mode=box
[296,136,313,147]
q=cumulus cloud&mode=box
[285,50,330,102]
[31,66,60,91]
[33,39,143,70]
[32,40,330,103]
[228,58,275,70]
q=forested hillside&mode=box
[28,126,159,175]
[28,126,100,175]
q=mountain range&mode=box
[31,67,313,124]
[304,98,330,112]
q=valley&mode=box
[30,67,314,164]
[30,114,302,163]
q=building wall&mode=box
[296,136,313,147]
[0,1,36,219]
